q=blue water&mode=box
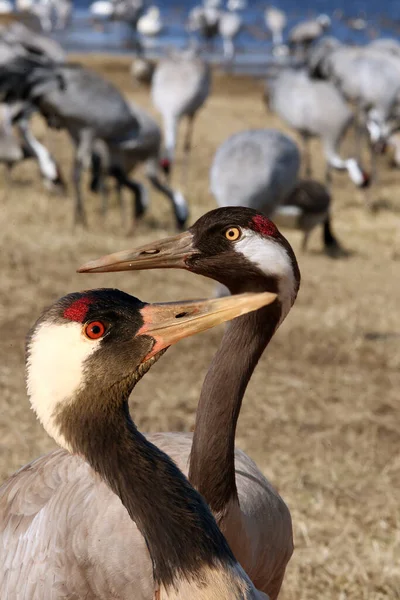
[53,0,400,73]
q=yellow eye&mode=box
[225,227,241,241]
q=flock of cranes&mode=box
[3,13,394,252]
[0,5,399,598]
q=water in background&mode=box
[54,0,400,74]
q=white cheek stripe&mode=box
[27,321,101,450]
[234,231,297,325]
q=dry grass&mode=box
[0,55,399,599]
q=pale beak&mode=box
[78,231,194,274]
[138,292,277,360]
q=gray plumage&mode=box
[112,0,144,26]
[0,36,26,67]
[52,0,73,30]
[0,22,65,62]
[211,128,300,212]
[0,434,274,598]
[264,7,287,46]
[187,5,220,42]
[151,51,211,180]
[387,131,400,167]
[109,102,163,168]
[35,65,136,138]
[0,21,66,184]
[92,102,189,229]
[289,19,325,44]
[211,128,340,252]
[0,286,274,600]
[218,10,242,61]
[368,37,400,58]
[0,103,65,192]
[0,56,139,225]
[309,41,400,181]
[306,35,342,76]
[272,179,340,253]
[268,68,367,186]
[0,104,24,165]
[130,57,155,86]
[309,43,400,128]
[288,15,330,59]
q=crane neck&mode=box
[189,292,282,517]
[55,381,236,590]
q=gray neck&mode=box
[189,302,281,516]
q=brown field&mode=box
[0,55,399,599]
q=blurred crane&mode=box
[137,5,163,37]
[264,6,286,48]
[0,55,139,227]
[266,68,369,189]
[219,9,242,62]
[210,128,341,253]
[309,39,400,182]
[151,49,211,187]
[288,14,331,58]
[0,103,65,191]
[187,3,220,43]
[90,102,189,231]
[0,20,65,61]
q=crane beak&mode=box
[77,231,195,274]
[138,291,277,361]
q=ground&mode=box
[0,55,399,599]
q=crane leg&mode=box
[99,179,109,218]
[4,163,13,185]
[223,39,235,65]
[115,181,126,226]
[183,115,194,155]
[111,167,146,234]
[73,129,94,227]
[72,156,87,227]
[369,139,378,184]
[361,140,377,212]
[181,115,194,190]
[354,109,366,162]
[322,215,343,256]
[90,150,108,217]
[301,230,310,253]
[147,172,188,230]
[324,164,333,189]
[302,135,312,178]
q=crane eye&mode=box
[225,227,241,241]
[84,321,106,340]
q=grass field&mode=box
[0,55,399,599]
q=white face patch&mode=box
[234,229,297,326]
[27,321,101,451]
